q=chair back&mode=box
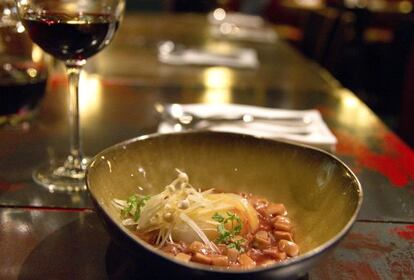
[301,8,340,63]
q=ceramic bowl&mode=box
[87,131,362,280]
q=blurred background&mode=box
[123,0,414,148]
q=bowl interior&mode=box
[87,132,361,257]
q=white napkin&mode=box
[158,46,259,69]
[158,104,337,149]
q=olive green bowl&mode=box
[86,131,362,280]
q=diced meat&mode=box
[189,241,205,253]
[275,251,287,261]
[175,253,192,262]
[192,252,212,265]
[238,253,256,268]
[263,247,279,258]
[161,244,180,255]
[253,230,271,249]
[261,259,276,266]
[227,247,239,262]
[263,247,287,261]
[272,216,291,224]
[273,221,292,232]
[264,203,287,217]
[273,230,293,241]
[278,240,299,257]
[217,244,228,255]
[211,255,229,266]
[252,198,269,210]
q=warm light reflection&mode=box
[337,89,376,128]
[201,67,233,104]
[203,67,233,88]
[213,8,226,21]
[1,210,11,224]
[31,45,43,63]
[295,0,322,7]
[16,21,25,33]
[3,8,11,15]
[399,1,413,13]
[61,3,80,13]
[17,223,30,233]
[202,88,232,104]
[107,160,112,173]
[71,193,81,204]
[342,94,359,108]
[79,72,102,116]
[26,67,37,77]
[203,41,234,55]
[1,209,31,235]
[170,103,185,118]
[220,22,239,35]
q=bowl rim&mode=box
[86,131,363,274]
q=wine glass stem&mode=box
[65,65,84,171]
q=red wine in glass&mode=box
[0,20,47,125]
[0,59,47,118]
[22,12,119,61]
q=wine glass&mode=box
[15,0,125,192]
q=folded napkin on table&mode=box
[158,46,259,69]
[158,104,337,150]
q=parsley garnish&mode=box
[121,194,150,221]
[212,211,245,251]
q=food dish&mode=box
[87,131,362,279]
[113,169,300,268]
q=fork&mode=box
[155,103,313,132]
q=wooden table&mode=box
[1,13,413,279]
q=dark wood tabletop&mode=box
[1,13,413,279]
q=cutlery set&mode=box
[156,103,315,135]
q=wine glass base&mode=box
[33,158,90,192]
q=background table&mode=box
[1,13,413,279]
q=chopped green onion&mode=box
[212,211,245,252]
[121,194,150,221]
